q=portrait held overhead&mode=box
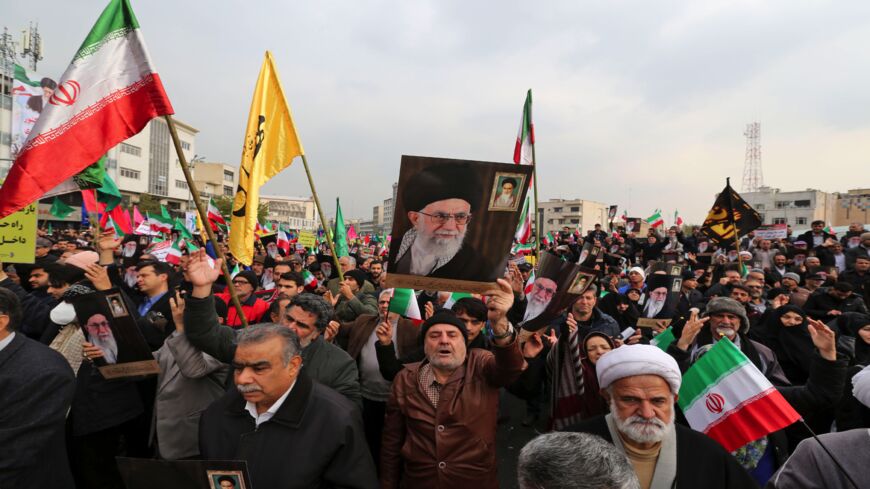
[385,155,533,293]
[0,1,868,489]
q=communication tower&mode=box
[741,122,763,192]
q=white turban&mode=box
[596,344,682,393]
[852,364,870,409]
[628,267,646,280]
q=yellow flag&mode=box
[229,51,304,265]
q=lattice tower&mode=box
[742,122,763,192]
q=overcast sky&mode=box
[6,0,870,224]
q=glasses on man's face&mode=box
[416,211,471,225]
[232,280,250,287]
[378,300,391,305]
[534,283,556,296]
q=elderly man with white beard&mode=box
[566,344,758,489]
[392,163,499,281]
[84,313,118,364]
[522,277,557,322]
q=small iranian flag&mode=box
[513,89,535,166]
[541,231,555,246]
[229,263,241,279]
[512,242,535,255]
[207,197,226,227]
[645,210,664,228]
[514,196,532,244]
[674,210,684,227]
[0,0,173,219]
[678,338,800,452]
[184,239,200,252]
[277,228,291,254]
[443,292,472,309]
[388,288,422,324]
[147,212,174,234]
[651,327,676,351]
[524,269,536,295]
[165,237,183,265]
[301,269,318,290]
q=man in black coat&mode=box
[567,344,758,488]
[795,220,833,249]
[0,288,76,489]
[199,323,377,489]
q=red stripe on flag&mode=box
[0,74,173,219]
[529,123,535,145]
[513,137,523,164]
[704,388,800,452]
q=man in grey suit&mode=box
[0,288,76,488]
[151,291,229,459]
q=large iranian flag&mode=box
[514,196,532,244]
[0,0,173,219]
[678,338,800,452]
[513,89,534,166]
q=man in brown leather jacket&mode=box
[380,279,524,489]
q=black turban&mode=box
[402,161,483,212]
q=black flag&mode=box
[700,180,761,245]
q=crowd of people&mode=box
[1,218,868,489]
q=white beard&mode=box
[410,227,467,275]
[91,335,119,364]
[643,298,665,318]
[124,271,138,288]
[523,296,551,322]
[612,400,674,445]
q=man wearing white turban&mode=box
[566,344,757,489]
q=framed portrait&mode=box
[520,253,591,332]
[567,271,595,295]
[488,172,526,212]
[385,155,533,294]
[207,470,246,489]
[72,288,159,379]
[106,292,130,318]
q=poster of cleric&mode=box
[385,155,533,293]
[72,288,159,378]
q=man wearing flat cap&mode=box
[567,344,758,489]
[392,162,498,280]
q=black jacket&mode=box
[199,372,378,489]
[803,292,868,321]
[567,415,759,489]
[0,333,76,489]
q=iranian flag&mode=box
[513,89,535,166]
[388,288,422,324]
[524,269,536,295]
[541,231,555,246]
[512,242,535,255]
[301,269,318,290]
[147,212,174,234]
[678,338,800,452]
[229,263,241,279]
[100,206,132,236]
[0,0,173,219]
[651,327,676,351]
[207,197,226,229]
[165,237,183,265]
[443,292,472,309]
[674,210,684,227]
[514,196,532,244]
[277,228,291,254]
[645,210,664,228]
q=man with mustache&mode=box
[567,344,757,489]
[199,324,377,488]
[522,277,557,323]
[84,313,118,364]
[392,162,498,281]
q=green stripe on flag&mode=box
[388,288,413,315]
[75,0,140,61]
[651,327,675,352]
[678,338,750,410]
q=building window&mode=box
[1,94,12,109]
[755,203,765,210]
[553,207,563,213]
[120,167,140,179]
[795,217,808,225]
[570,219,579,224]
[175,180,188,189]
[224,170,234,181]
[223,185,234,197]
[793,199,811,208]
[0,131,10,145]
[181,141,191,150]
[570,206,580,212]
[106,158,118,169]
[120,143,142,157]
[772,217,787,224]
[149,120,170,196]
[775,201,791,209]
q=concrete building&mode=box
[260,195,319,230]
[382,182,398,234]
[741,187,836,227]
[372,204,385,234]
[538,198,611,236]
[833,188,870,227]
[193,162,237,202]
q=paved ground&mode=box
[496,391,549,489]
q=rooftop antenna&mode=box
[741,122,763,192]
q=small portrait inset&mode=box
[567,272,594,295]
[84,313,118,364]
[106,293,129,318]
[208,470,245,489]
[488,172,526,211]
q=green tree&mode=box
[213,195,269,222]
[137,194,163,215]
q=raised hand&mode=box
[676,309,709,351]
[375,321,393,346]
[566,313,578,336]
[424,301,435,320]
[522,332,545,359]
[323,290,339,307]
[324,320,340,342]
[97,231,123,253]
[807,318,837,361]
[169,290,186,332]
[186,249,223,298]
[81,341,105,361]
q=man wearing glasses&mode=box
[393,163,497,280]
[216,270,270,327]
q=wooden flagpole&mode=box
[164,115,249,328]
[300,154,344,282]
[726,178,745,275]
[531,135,540,264]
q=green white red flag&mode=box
[388,288,422,323]
[513,89,535,166]
[165,237,183,265]
[674,210,683,227]
[0,0,173,219]
[147,212,174,234]
[301,269,318,290]
[514,196,532,244]
[645,210,664,228]
[442,292,472,309]
[523,269,536,295]
[677,338,800,452]
[207,197,226,228]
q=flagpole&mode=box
[299,154,344,282]
[799,419,860,489]
[164,115,249,328]
[531,141,540,265]
[725,178,744,274]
